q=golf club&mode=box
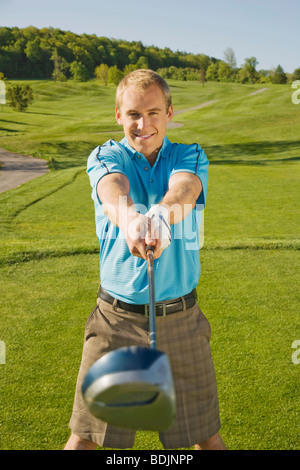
[81,246,176,431]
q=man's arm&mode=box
[144,172,202,254]
[161,172,203,224]
[97,173,162,259]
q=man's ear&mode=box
[115,107,122,125]
[167,104,174,122]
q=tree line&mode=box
[0,26,299,86]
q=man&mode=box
[65,69,226,450]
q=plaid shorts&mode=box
[69,296,221,449]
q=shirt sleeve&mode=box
[87,140,127,204]
[170,143,209,207]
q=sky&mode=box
[0,0,299,73]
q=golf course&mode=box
[0,79,299,450]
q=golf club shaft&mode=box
[146,246,156,349]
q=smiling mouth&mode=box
[132,133,155,140]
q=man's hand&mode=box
[124,210,163,259]
[145,205,171,250]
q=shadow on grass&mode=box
[0,128,22,133]
[0,120,31,126]
[206,140,300,165]
[38,141,97,170]
[26,111,64,116]
[37,139,300,170]
[210,156,300,165]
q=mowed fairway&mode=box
[0,80,299,450]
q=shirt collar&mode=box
[120,136,172,161]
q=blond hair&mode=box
[116,69,172,112]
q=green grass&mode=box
[1,80,299,168]
[200,249,299,450]
[0,79,299,450]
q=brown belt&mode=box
[98,286,197,317]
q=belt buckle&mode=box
[145,304,166,317]
[156,303,167,317]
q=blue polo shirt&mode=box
[87,136,208,304]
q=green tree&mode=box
[206,62,219,81]
[271,65,287,84]
[95,63,109,85]
[70,61,89,81]
[145,47,163,70]
[136,55,149,69]
[107,66,123,85]
[222,47,237,81]
[69,44,94,75]
[257,70,271,84]
[128,51,138,64]
[223,47,237,69]
[24,37,41,63]
[292,67,300,81]
[238,68,248,84]
[242,57,259,84]
[7,84,34,112]
[218,61,232,82]
[51,50,69,81]
[123,63,138,75]
[198,69,206,87]
[24,84,34,104]
[22,26,39,41]
[0,27,14,46]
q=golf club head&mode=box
[81,346,176,432]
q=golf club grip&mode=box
[146,247,156,349]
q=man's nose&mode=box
[137,115,149,129]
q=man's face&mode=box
[115,84,173,162]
